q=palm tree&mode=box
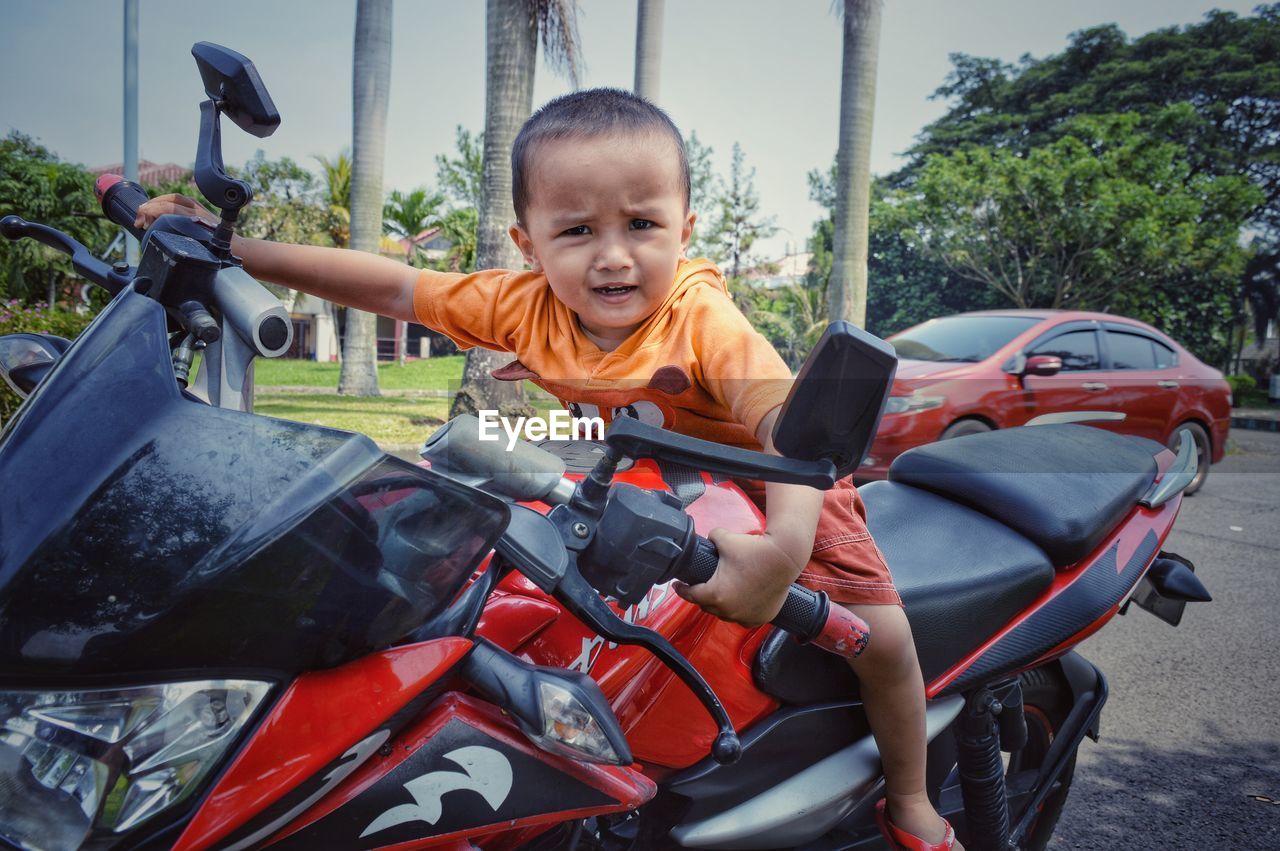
[314,150,352,248]
[633,0,664,101]
[340,0,393,396]
[384,187,445,364]
[827,0,882,328]
[451,0,581,418]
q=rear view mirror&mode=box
[0,333,71,398]
[771,322,898,479]
[191,42,280,138]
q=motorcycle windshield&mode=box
[0,289,509,679]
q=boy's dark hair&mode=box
[511,87,690,222]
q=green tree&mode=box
[341,0,394,396]
[452,0,580,419]
[0,133,113,305]
[314,150,353,248]
[902,6,1280,355]
[435,126,484,210]
[235,152,330,246]
[383,186,445,364]
[710,142,776,285]
[685,131,722,262]
[893,111,1260,360]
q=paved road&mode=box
[1051,429,1280,849]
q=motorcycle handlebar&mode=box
[94,174,149,241]
[682,538,870,659]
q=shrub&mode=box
[0,302,95,426]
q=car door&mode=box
[1018,326,1111,425]
[1096,325,1180,441]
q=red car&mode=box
[861,310,1232,493]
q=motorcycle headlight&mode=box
[884,391,945,415]
[0,680,271,851]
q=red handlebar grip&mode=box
[809,604,870,659]
[94,173,124,202]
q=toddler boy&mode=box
[138,88,957,850]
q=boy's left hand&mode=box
[674,529,803,628]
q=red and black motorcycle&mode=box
[0,43,1209,851]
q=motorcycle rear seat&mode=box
[754,481,1054,704]
[886,424,1158,566]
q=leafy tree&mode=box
[314,150,353,248]
[436,207,479,273]
[342,0,394,396]
[901,6,1280,357]
[235,152,331,246]
[383,187,445,263]
[435,126,484,210]
[685,131,722,261]
[0,133,113,305]
[709,142,776,285]
[892,111,1259,360]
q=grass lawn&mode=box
[255,393,452,448]
[255,356,465,390]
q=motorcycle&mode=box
[0,43,1211,851]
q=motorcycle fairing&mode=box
[0,289,510,680]
[173,638,472,851]
[263,694,655,849]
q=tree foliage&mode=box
[0,133,114,304]
[898,5,1280,357]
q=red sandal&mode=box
[875,799,956,850]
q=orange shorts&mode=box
[797,477,902,607]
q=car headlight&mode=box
[0,680,272,851]
[884,392,945,415]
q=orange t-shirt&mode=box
[412,258,793,450]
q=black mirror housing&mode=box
[0,333,71,398]
[771,322,897,479]
[191,42,280,138]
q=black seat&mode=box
[755,481,1054,704]
[887,424,1157,566]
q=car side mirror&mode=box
[1023,354,1063,377]
[771,321,898,478]
[0,333,71,398]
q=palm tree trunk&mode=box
[451,0,538,418]
[634,0,665,102]
[827,0,882,328]
[340,0,392,396]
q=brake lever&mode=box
[553,563,742,765]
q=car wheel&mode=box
[940,419,993,440]
[1168,422,1210,496]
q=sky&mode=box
[0,0,1264,259]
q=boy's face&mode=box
[510,133,695,350]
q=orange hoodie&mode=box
[412,258,794,451]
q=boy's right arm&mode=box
[136,194,419,321]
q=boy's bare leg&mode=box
[847,602,963,849]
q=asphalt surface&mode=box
[1050,429,1280,849]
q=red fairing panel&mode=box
[480,462,780,770]
[174,638,473,851]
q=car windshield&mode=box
[888,315,1042,363]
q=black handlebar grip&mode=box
[685,538,869,659]
[95,174,150,240]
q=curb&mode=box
[1231,415,1280,432]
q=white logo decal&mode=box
[223,729,390,851]
[360,746,513,838]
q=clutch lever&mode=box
[553,564,742,765]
